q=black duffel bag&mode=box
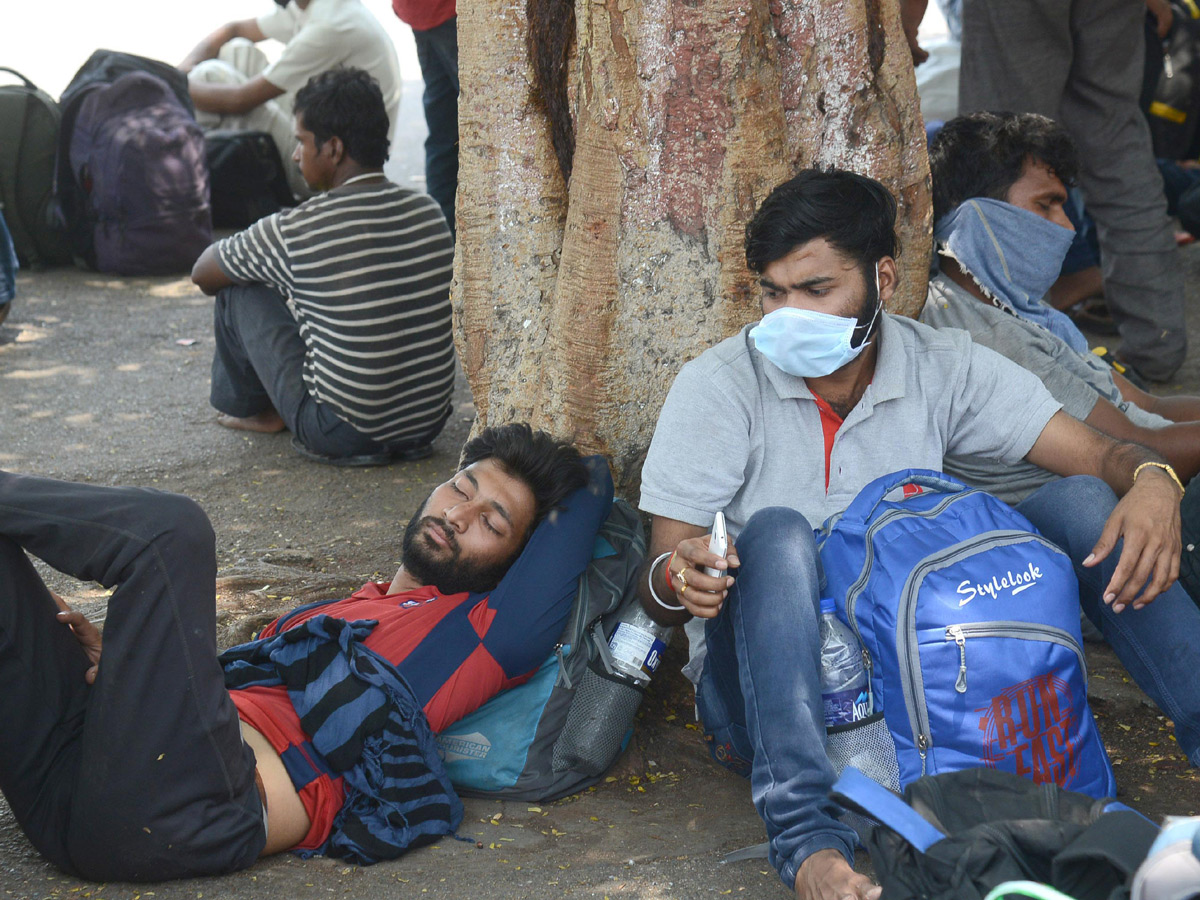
[205,130,296,228]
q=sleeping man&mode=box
[0,423,611,881]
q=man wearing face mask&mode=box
[922,112,1200,603]
[637,168,1200,900]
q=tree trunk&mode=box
[454,0,930,493]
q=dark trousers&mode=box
[211,284,388,459]
[1179,477,1200,609]
[961,0,1187,380]
[0,471,265,881]
[413,16,459,237]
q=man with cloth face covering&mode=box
[921,112,1200,606]
[637,168,1200,900]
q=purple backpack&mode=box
[67,71,211,275]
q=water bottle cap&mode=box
[820,597,835,615]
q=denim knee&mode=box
[1058,475,1118,533]
[1022,476,1117,548]
[738,507,818,571]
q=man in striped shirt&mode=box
[192,67,455,465]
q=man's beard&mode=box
[399,502,515,596]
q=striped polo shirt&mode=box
[215,176,455,447]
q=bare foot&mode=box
[794,848,881,900]
[216,409,286,434]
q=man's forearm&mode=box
[190,75,285,116]
[1097,438,1169,498]
[1113,371,1200,423]
[180,24,237,72]
[189,80,247,115]
[1147,394,1200,424]
[1086,397,1200,482]
[1133,422,1200,482]
[191,245,234,295]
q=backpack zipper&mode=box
[841,492,968,709]
[897,531,1070,776]
[942,620,1088,697]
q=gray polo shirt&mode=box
[921,275,1169,504]
[639,312,1062,685]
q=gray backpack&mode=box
[435,499,648,801]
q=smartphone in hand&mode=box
[702,511,728,578]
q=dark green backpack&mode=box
[0,68,71,268]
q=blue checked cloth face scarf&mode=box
[934,198,1086,353]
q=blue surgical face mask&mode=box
[750,265,882,378]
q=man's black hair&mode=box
[293,67,391,168]
[744,168,899,276]
[929,111,1079,223]
[459,423,589,529]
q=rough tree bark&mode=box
[454,0,930,494]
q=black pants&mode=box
[0,471,265,881]
[210,284,391,459]
[1179,478,1200,610]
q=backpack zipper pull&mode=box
[946,625,967,693]
[861,647,876,714]
[555,643,573,690]
[1165,50,1175,80]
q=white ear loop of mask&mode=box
[852,262,883,346]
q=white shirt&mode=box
[257,0,402,138]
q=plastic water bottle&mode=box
[606,604,673,686]
[553,604,673,777]
[820,597,870,727]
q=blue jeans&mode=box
[696,507,857,890]
[412,17,459,237]
[1016,476,1200,764]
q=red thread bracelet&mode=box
[664,550,677,591]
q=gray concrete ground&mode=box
[2,92,1200,897]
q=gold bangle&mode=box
[1132,461,1186,496]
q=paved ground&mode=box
[2,105,1200,895]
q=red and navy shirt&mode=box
[230,458,613,850]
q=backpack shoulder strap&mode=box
[830,767,946,853]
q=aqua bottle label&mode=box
[823,687,872,727]
[608,622,667,677]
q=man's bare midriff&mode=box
[240,722,312,855]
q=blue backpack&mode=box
[816,469,1116,800]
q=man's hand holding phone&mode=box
[666,512,739,618]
